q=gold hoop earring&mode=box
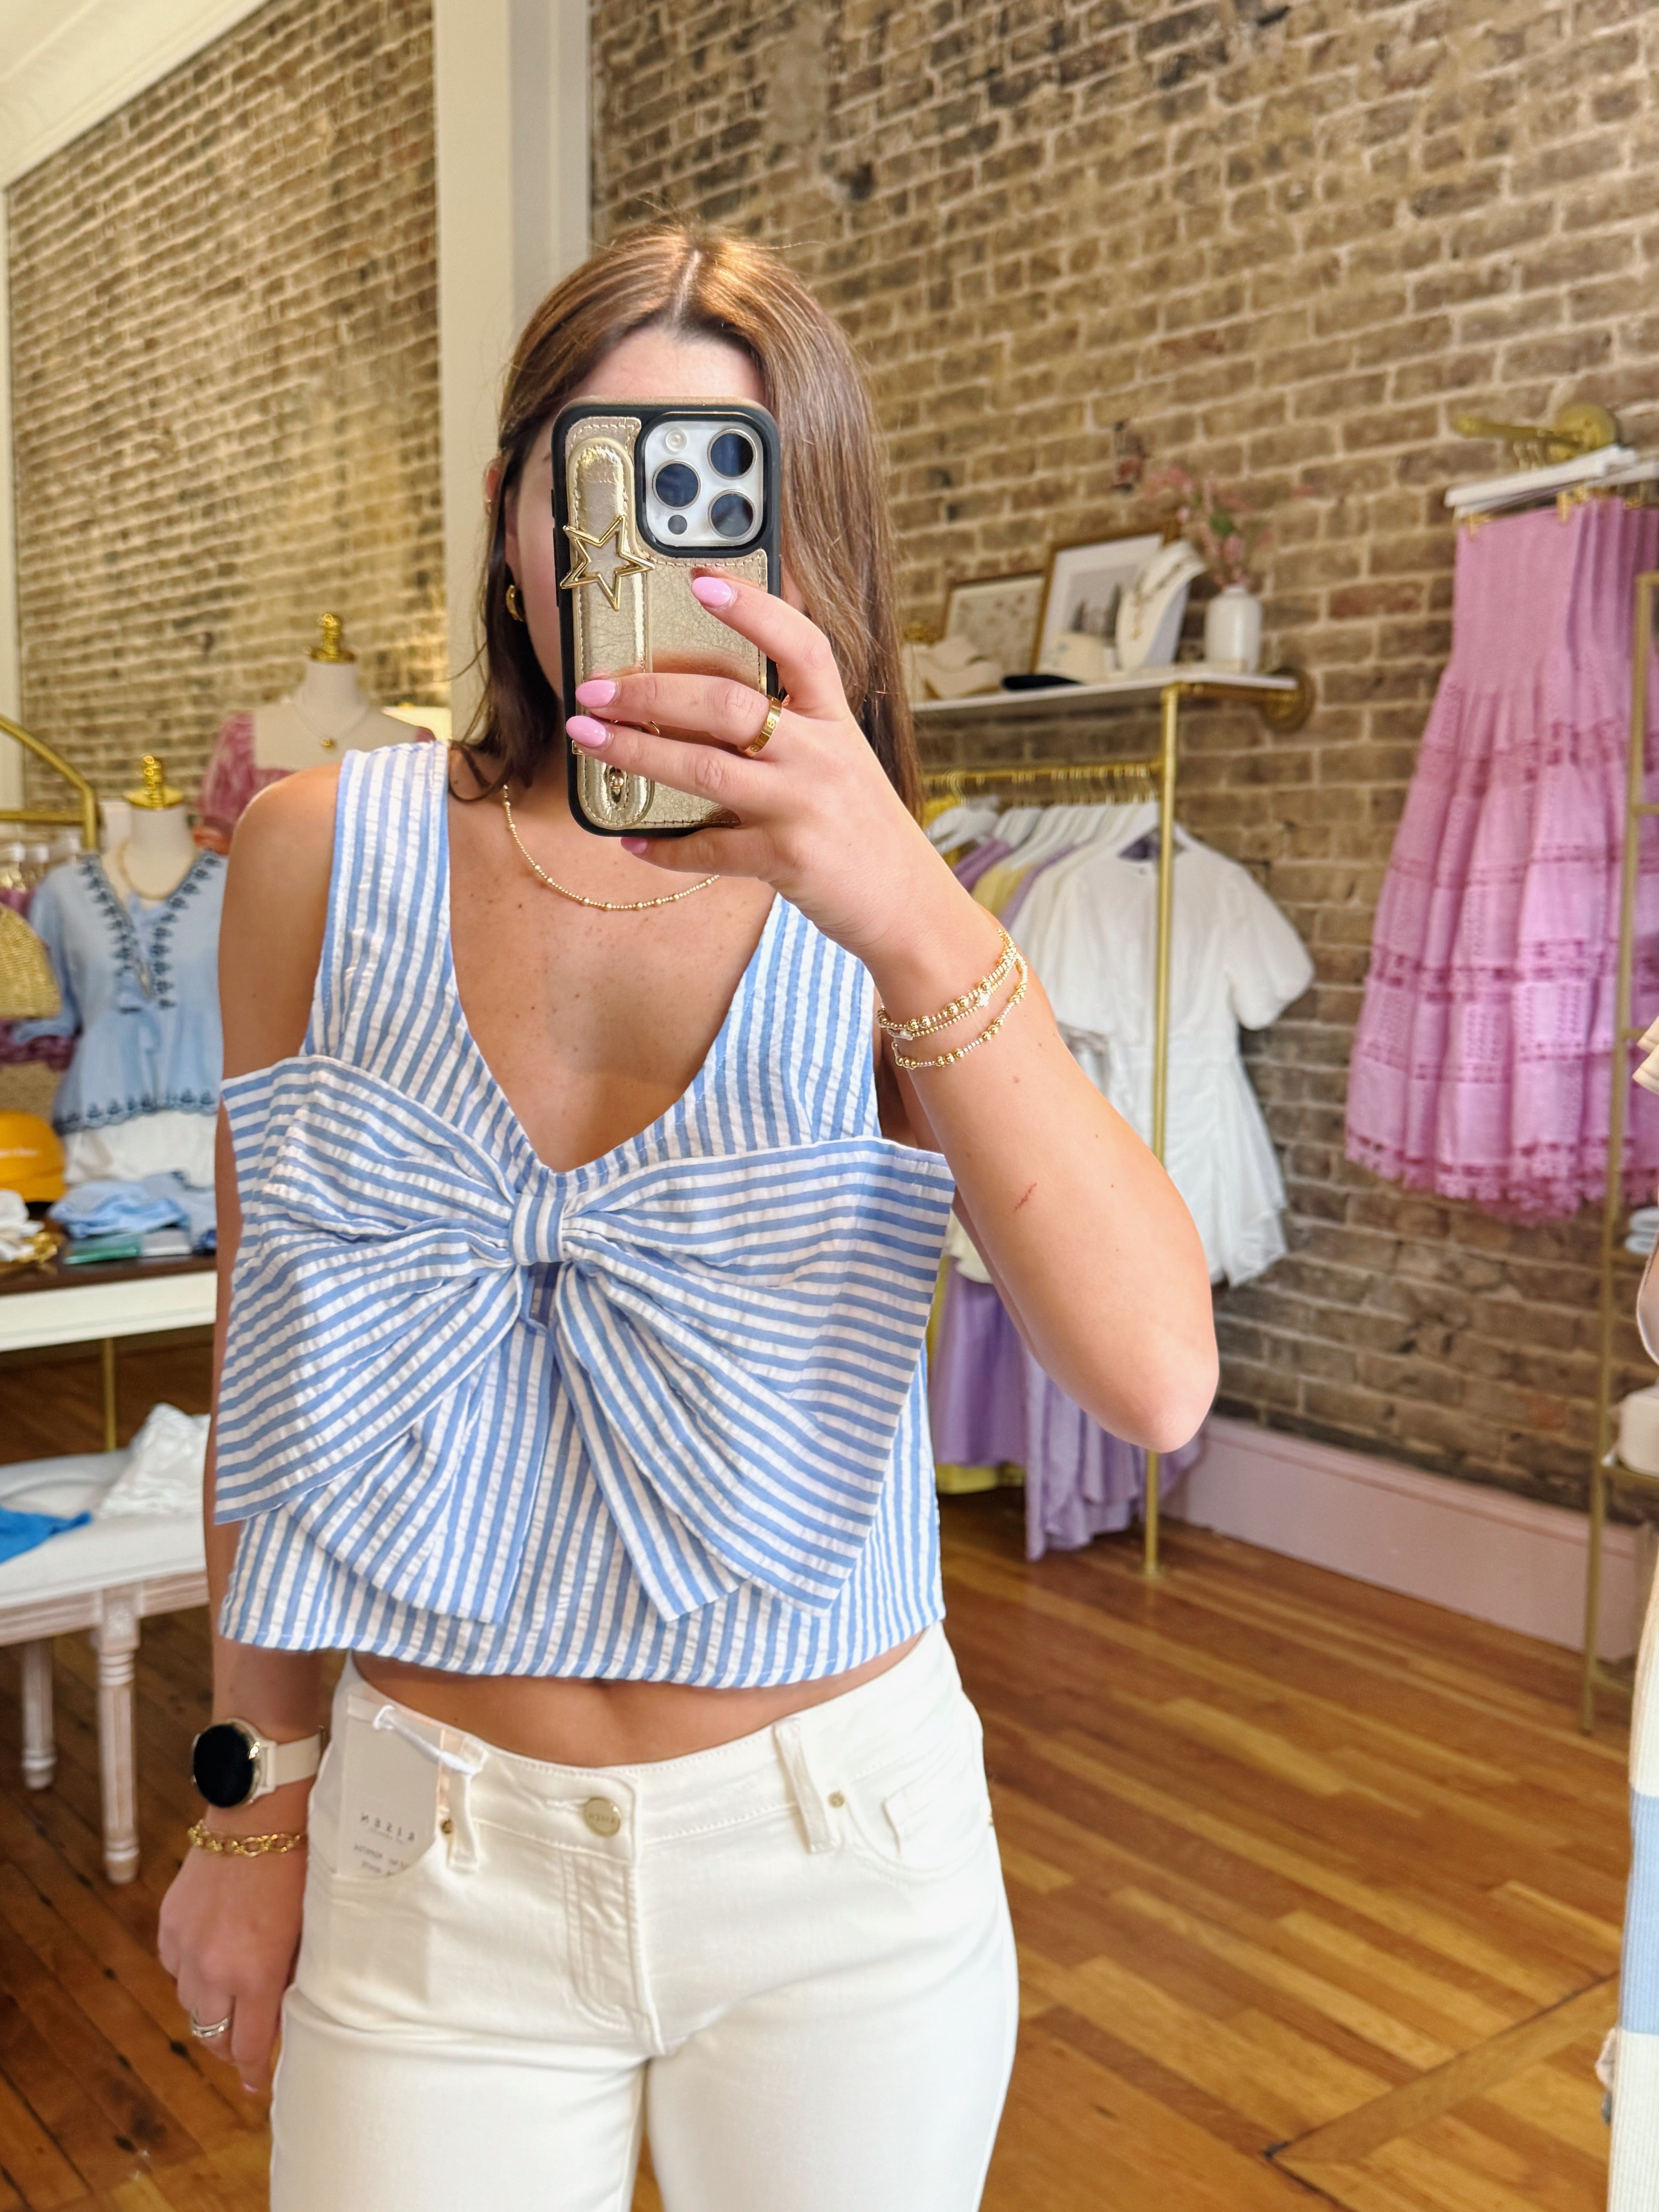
[505,582,526,623]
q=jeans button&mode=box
[583,1796,622,1837]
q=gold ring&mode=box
[745,694,785,756]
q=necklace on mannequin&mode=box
[289,692,375,752]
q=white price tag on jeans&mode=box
[338,1693,441,1877]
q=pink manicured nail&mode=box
[574,679,616,705]
[691,575,735,609]
[620,838,649,856]
[566,715,608,747]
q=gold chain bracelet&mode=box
[187,1818,306,1858]
[890,953,1030,1071]
[875,932,1018,1042]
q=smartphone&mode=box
[551,398,782,837]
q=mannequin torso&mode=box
[253,659,412,771]
[110,799,199,902]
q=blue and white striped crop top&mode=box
[214,742,956,1686]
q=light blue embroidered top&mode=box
[14,853,225,1134]
[215,743,957,1686]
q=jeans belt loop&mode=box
[774,1715,839,1855]
[439,1732,484,1871]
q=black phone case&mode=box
[551,397,782,839]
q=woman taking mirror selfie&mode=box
[156,223,1217,2212]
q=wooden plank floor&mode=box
[0,1349,1631,2207]
[951,1497,1628,2212]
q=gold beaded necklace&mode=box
[501,783,719,913]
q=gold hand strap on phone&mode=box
[560,413,771,836]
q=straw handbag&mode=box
[0,905,60,1022]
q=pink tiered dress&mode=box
[1346,497,1659,1221]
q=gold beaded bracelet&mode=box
[890,952,1030,1072]
[875,931,1018,1042]
[187,1818,306,1858]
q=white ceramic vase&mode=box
[1204,584,1262,673]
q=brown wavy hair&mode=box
[461,222,919,811]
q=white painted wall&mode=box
[0,1,270,188]
[0,0,591,795]
[433,0,590,735]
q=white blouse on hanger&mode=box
[1017,833,1313,1286]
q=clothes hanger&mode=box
[1116,805,1195,864]
[999,802,1096,869]
[925,800,1001,854]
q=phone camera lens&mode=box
[667,514,688,535]
[709,432,754,479]
[654,462,699,508]
[710,492,754,539]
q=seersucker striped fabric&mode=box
[1609,1570,1659,2206]
[215,742,958,1686]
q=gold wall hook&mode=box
[1452,401,1620,470]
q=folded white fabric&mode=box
[1629,1206,1659,1258]
[95,1402,209,1517]
[0,1189,38,1263]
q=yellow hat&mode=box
[0,1113,65,1202]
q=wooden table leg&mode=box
[92,1591,141,1884]
[19,1640,55,1789]
[101,1337,118,1452]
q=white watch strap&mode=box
[255,1731,324,1797]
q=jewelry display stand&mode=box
[0,714,99,851]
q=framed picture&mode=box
[1034,532,1164,677]
[941,571,1045,680]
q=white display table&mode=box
[0,1452,206,1882]
[0,1250,217,1443]
[0,1252,217,1882]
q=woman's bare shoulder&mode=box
[220,768,340,1074]
[231,764,340,873]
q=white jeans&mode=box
[271,1627,1018,2211]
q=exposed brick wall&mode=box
[595,0,1659,1513]
[8,0,445,806]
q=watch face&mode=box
[192,1723,258,1808]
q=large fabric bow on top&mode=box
[214,1057,955,1625]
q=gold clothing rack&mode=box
[921,666,1313,1581]
[0,716,99,849]
[925,758,1160,802]
[1582,568,1659,1729]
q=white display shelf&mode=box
[1604,1450,1659,1489]
[0,1261,216,1355]
[913,663,1304,718]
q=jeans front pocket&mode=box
[845,1693,996,1884]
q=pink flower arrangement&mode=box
[1143,465,1270,590]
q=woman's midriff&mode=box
[354,1632,924,1768]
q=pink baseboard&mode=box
[1168,1416,1652,1661]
